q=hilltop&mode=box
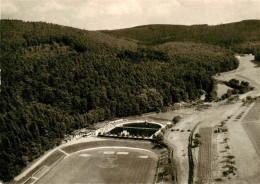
[102,20,260,53]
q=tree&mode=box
[155,132,164,142]
[193,139,201,147]
[254,48,260,61]
[172,116,181,124]
[195,133,201,138]
[161,128,166,134]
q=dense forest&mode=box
[0,19,256,181]
[102,20,260,54]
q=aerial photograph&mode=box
[0,0,260,183]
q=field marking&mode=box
[58,148,69,156]
[79,153,91,157]
[103,151,115,154]
[23,177,36,184]
[67,146,158,157]
[22,165,51,184]
[32,165,50,179]
[116,152,129,155]
[22,155,65,184]
[139,156,148,158]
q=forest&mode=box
[0,19,255,181]
[103,20,260,54]
[255,48,260,61]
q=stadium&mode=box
[13,120,173,184]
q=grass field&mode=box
[243,101,260,122]
[14,139,166,184]
[243,122,260,158]
[242,100,260,159]
[36,147,158,184]
[197,127,213,183]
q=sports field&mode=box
[243,101,260,122]
[242,101,260,158]
[243,122,260,158]
[36,147,158,184]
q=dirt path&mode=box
[163,108,207,184]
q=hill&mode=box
[102,20,260,53]
[0,20,239,181]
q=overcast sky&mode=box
[1,0,260,30]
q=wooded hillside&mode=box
[102,20,260,53]
[0,20,240,181]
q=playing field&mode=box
[36,147,158,184]
[243,122,260,158]
[243,101,260,122]
[242,101,260,158]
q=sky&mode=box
[1,0,260,30]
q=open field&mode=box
[243,101,260,122]
[36,147,158,184]
[243,122,260,158]
[197,127,213,183]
